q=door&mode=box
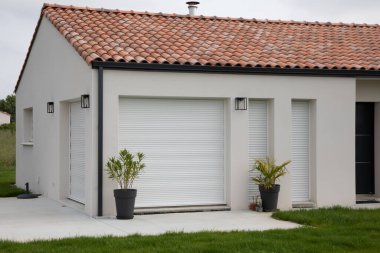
[119,98,225,208]
[69,102,86,204]
[356,102,374,194]
[248,100,268,201]
[291,101,310,202]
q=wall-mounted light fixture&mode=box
[81,94,90,108]
[235,97,247,110]
[47,102,54,113]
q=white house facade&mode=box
[0,112,11,125]
[15,4,380,216]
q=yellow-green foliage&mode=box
[252,158,290,189]
[0,129,15,166]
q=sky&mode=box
[1,0,380,99]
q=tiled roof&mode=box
[42,4,380,70]
[15,4,380,92]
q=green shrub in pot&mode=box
[106,149,145,219]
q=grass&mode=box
[0,129,25,197]
[0,129,16,166]
[0,164,25,197]
[0,127,378,252]
[0,207,379,252]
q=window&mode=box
[291,100,311,202]
[23,108,33,143]
[248,100,269,200]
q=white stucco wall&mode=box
[0,112,11,125]
[15,17,97,215]
[102,70,356,216]
[357,80,380,102]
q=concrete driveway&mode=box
[0,197,300,242]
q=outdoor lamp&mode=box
[235,97,247,110]
[81,94,90,108]
[47,102,54,113]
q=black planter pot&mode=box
[259,184,280,212]
[114,189,137,219]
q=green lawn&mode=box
[0,129,25,197]
[0,164,25,197]
[0,207,379,252]
[0,128,16,166]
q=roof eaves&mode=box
[91,61,380,78]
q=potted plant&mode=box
[106,149,145,219]
[252,158,290,212]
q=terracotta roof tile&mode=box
[37,4,380,70]
[14,4,380,92]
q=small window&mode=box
[23,108,33,143]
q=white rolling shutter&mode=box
[69,102,86,204]
[119,98,225,208]
[291,101,310,202]
[248,100,268,201]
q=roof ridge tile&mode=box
[42,3,380,27]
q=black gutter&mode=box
[92,61,380,78]
[97,66,103,216]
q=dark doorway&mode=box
[356,102,375,194]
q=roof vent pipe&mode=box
[186,1,200,16]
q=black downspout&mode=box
[97,66,103,216]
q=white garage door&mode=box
[69,102,86,204]
[291,101,310,202]
[119,98,225,208]
[248,100,268,201]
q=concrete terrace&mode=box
[0,197,300,242]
